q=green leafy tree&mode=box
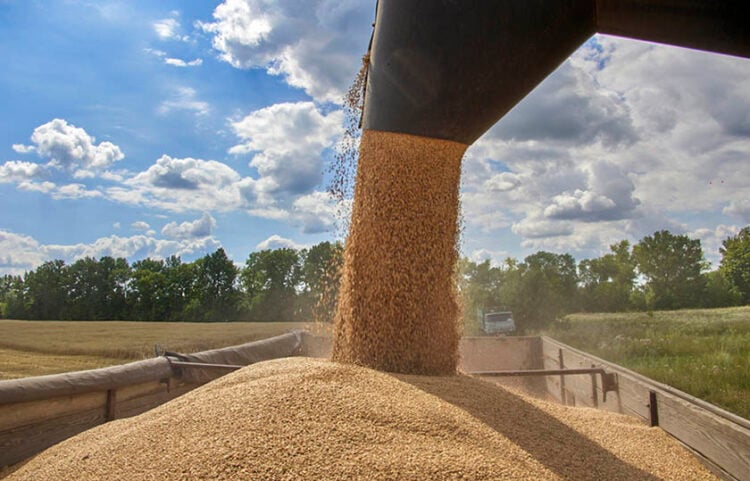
[496,257,520,309]
[96,256,130,319]
[241,248,301,321]
[65,257,130,320]
[163,256,195,320]
[458,258,506,334]
[0,275,13,301]
[0,274,28,319]
[633,230,707,310]
[24,260,69,319]
[187,248,241,322]
[129,259,169,320]
[512,252,578,332]
[719,226,750,304]
[703,270,742,307]
[578,240,636,312]
[66,257,100,319]
[299,241,343,322]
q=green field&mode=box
[0,320,312,380]
[544,306,750,419]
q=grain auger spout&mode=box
[332,0,748,376]
[362,0,750,145]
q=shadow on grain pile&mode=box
[400,375,660,481]
[4,358,715,481]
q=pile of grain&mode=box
[332,130,467,375]
[6,358,716,481]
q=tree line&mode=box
[0,242,343,323]
[460,228,750,333]
[1,228,749,329]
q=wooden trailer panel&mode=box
[459,336,542,372]
[658,392,750,481]
[0,331,305,469]
[541,337,750,481]
[0,377,196,469]
[541,338,654,420]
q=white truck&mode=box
[480,310,516,335]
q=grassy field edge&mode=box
[543,306,750,419]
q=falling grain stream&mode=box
[332,129,466,375]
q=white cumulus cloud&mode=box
[4,101,345,237]
[26,119,124,172]
[691,224,741,268]
[512,218,575,240]
[154,18,179,39]
[231,101,343,205]
[199,0,372,103]
[468,248,511,267]
[131,221,151,231]
[0,228,223,276]
[45,235,221,265]
[12,144,35,154]
[161,213,216,240]
[483,172,521,193]
[144,48,167,58]
[118,155,242,212]
[52,183,103,199]
[0,230,48,275]
[291,191,338,234]
[153,15,190,42]
[459,34,750,260]
[724,199,750,223]
[17,181,56,193]
[255,234,307,251]
[0,160,46,183]
[164,57,203,67]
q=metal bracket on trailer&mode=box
[163,357,243,376]
[167,359,243,371]
[470,368,619,402]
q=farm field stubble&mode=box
[0,320,309,380]
[544,306,750,419]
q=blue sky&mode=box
[1,0,749,275]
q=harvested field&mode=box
[0,320,309,379]
[6,357,717,481]
[0,348,124,380]
[333,130,466,375]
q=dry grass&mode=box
[0,320,309,379]
[0,348,125,380]
[6,358,717,480]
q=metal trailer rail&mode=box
[470,368,618,402]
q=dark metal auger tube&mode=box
[361,0,750,146]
